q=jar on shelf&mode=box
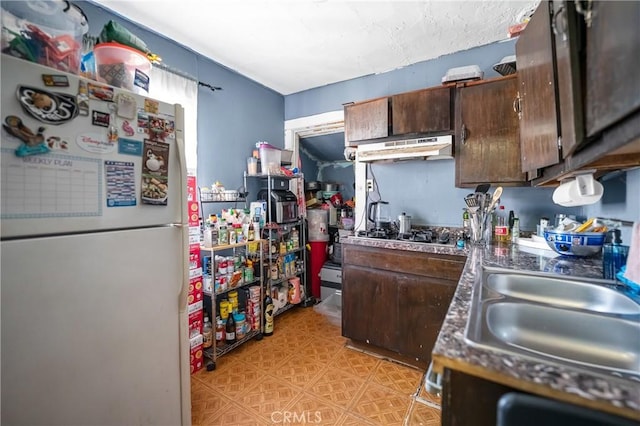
[219,300,231,320]
[244,261,254,282]
[228,291,239,312]
[234,312,246,339]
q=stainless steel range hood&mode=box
[355,135,453,162]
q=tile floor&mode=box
[191,305,442,425]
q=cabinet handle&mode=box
[552,4,568,42]
[574,0,593,28]
[513,93,522,119]
[461,123,467,144]
[513,92,522,120]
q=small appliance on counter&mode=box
[368,200,391,229]
[257,189,298,223]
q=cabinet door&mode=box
[342,264,399,352]
[455,76,526,187]
[585,1,640,137]
[397,278,456,364]
[516,0,561,172]
[344,98,389,145]
[392,87,452,135]
[553,0,585,158]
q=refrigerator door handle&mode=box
[174,104,190,306]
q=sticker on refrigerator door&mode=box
[136,110,149,133]
[3,115,50,157]
[105,160,136,207]
[118,138,142,156]
[91,110,110,127]
[46,136,69,151]
[144,98,159,114]
[87,82,114,102]
[121,120,135,136]
[133,69,149,93]
[77,80,89,116]
[42,74,69,87]
[17,86,78,125]
[76,132,117,154]
[115,93,136,119]
[141,139,169,205]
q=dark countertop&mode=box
[342,236,639,421]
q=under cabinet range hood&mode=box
[356,135,453,162]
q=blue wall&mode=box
[284,40,637,233]
[80,1,285,215]
[80,1,637,235]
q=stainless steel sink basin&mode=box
[465,267,640,379]
[485,272,640,315]
[486,302,640,375]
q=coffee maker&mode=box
[365,201,394,238]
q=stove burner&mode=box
[398,229,435,243]
[358,228,394,239]
[360,228,453,245]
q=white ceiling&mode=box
[94,0,538,95]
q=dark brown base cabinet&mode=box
[342,244,465,367]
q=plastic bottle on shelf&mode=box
[263,293,274,336]
[511,217,520,244]
[202,315,213,349]
[252,216,260,240]
[494,205,510,243]
[218,219,228,245]
[291,228,299,249]
[244,260,254,282]
[228,223,237,245]
[215,317,225,344]
[462,209,470,240]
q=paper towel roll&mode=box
[552,175,603,207]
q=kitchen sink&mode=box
[486,302,640,374]
[465,267,640,379]
[485,272,640,315]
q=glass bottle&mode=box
[263,293,274,336]
[215,317,225,344]
[462,209,470,240]
[248,221,255,241]
[225,311,236,344]
[202,315,213,349]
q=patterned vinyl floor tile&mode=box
[190,306,441,426]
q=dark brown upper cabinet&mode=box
[584,1,640,138]
[516,1,640,185]
[515,0,562,173]
[455,75,527,188]
[344,97,390,145]
[391,86,452,136]
[551,0,585,158]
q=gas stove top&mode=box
[358,228,452,244]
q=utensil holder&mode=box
[469,211,492,246]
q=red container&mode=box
[309,241,328,299]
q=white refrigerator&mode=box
[1,54,191,425]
